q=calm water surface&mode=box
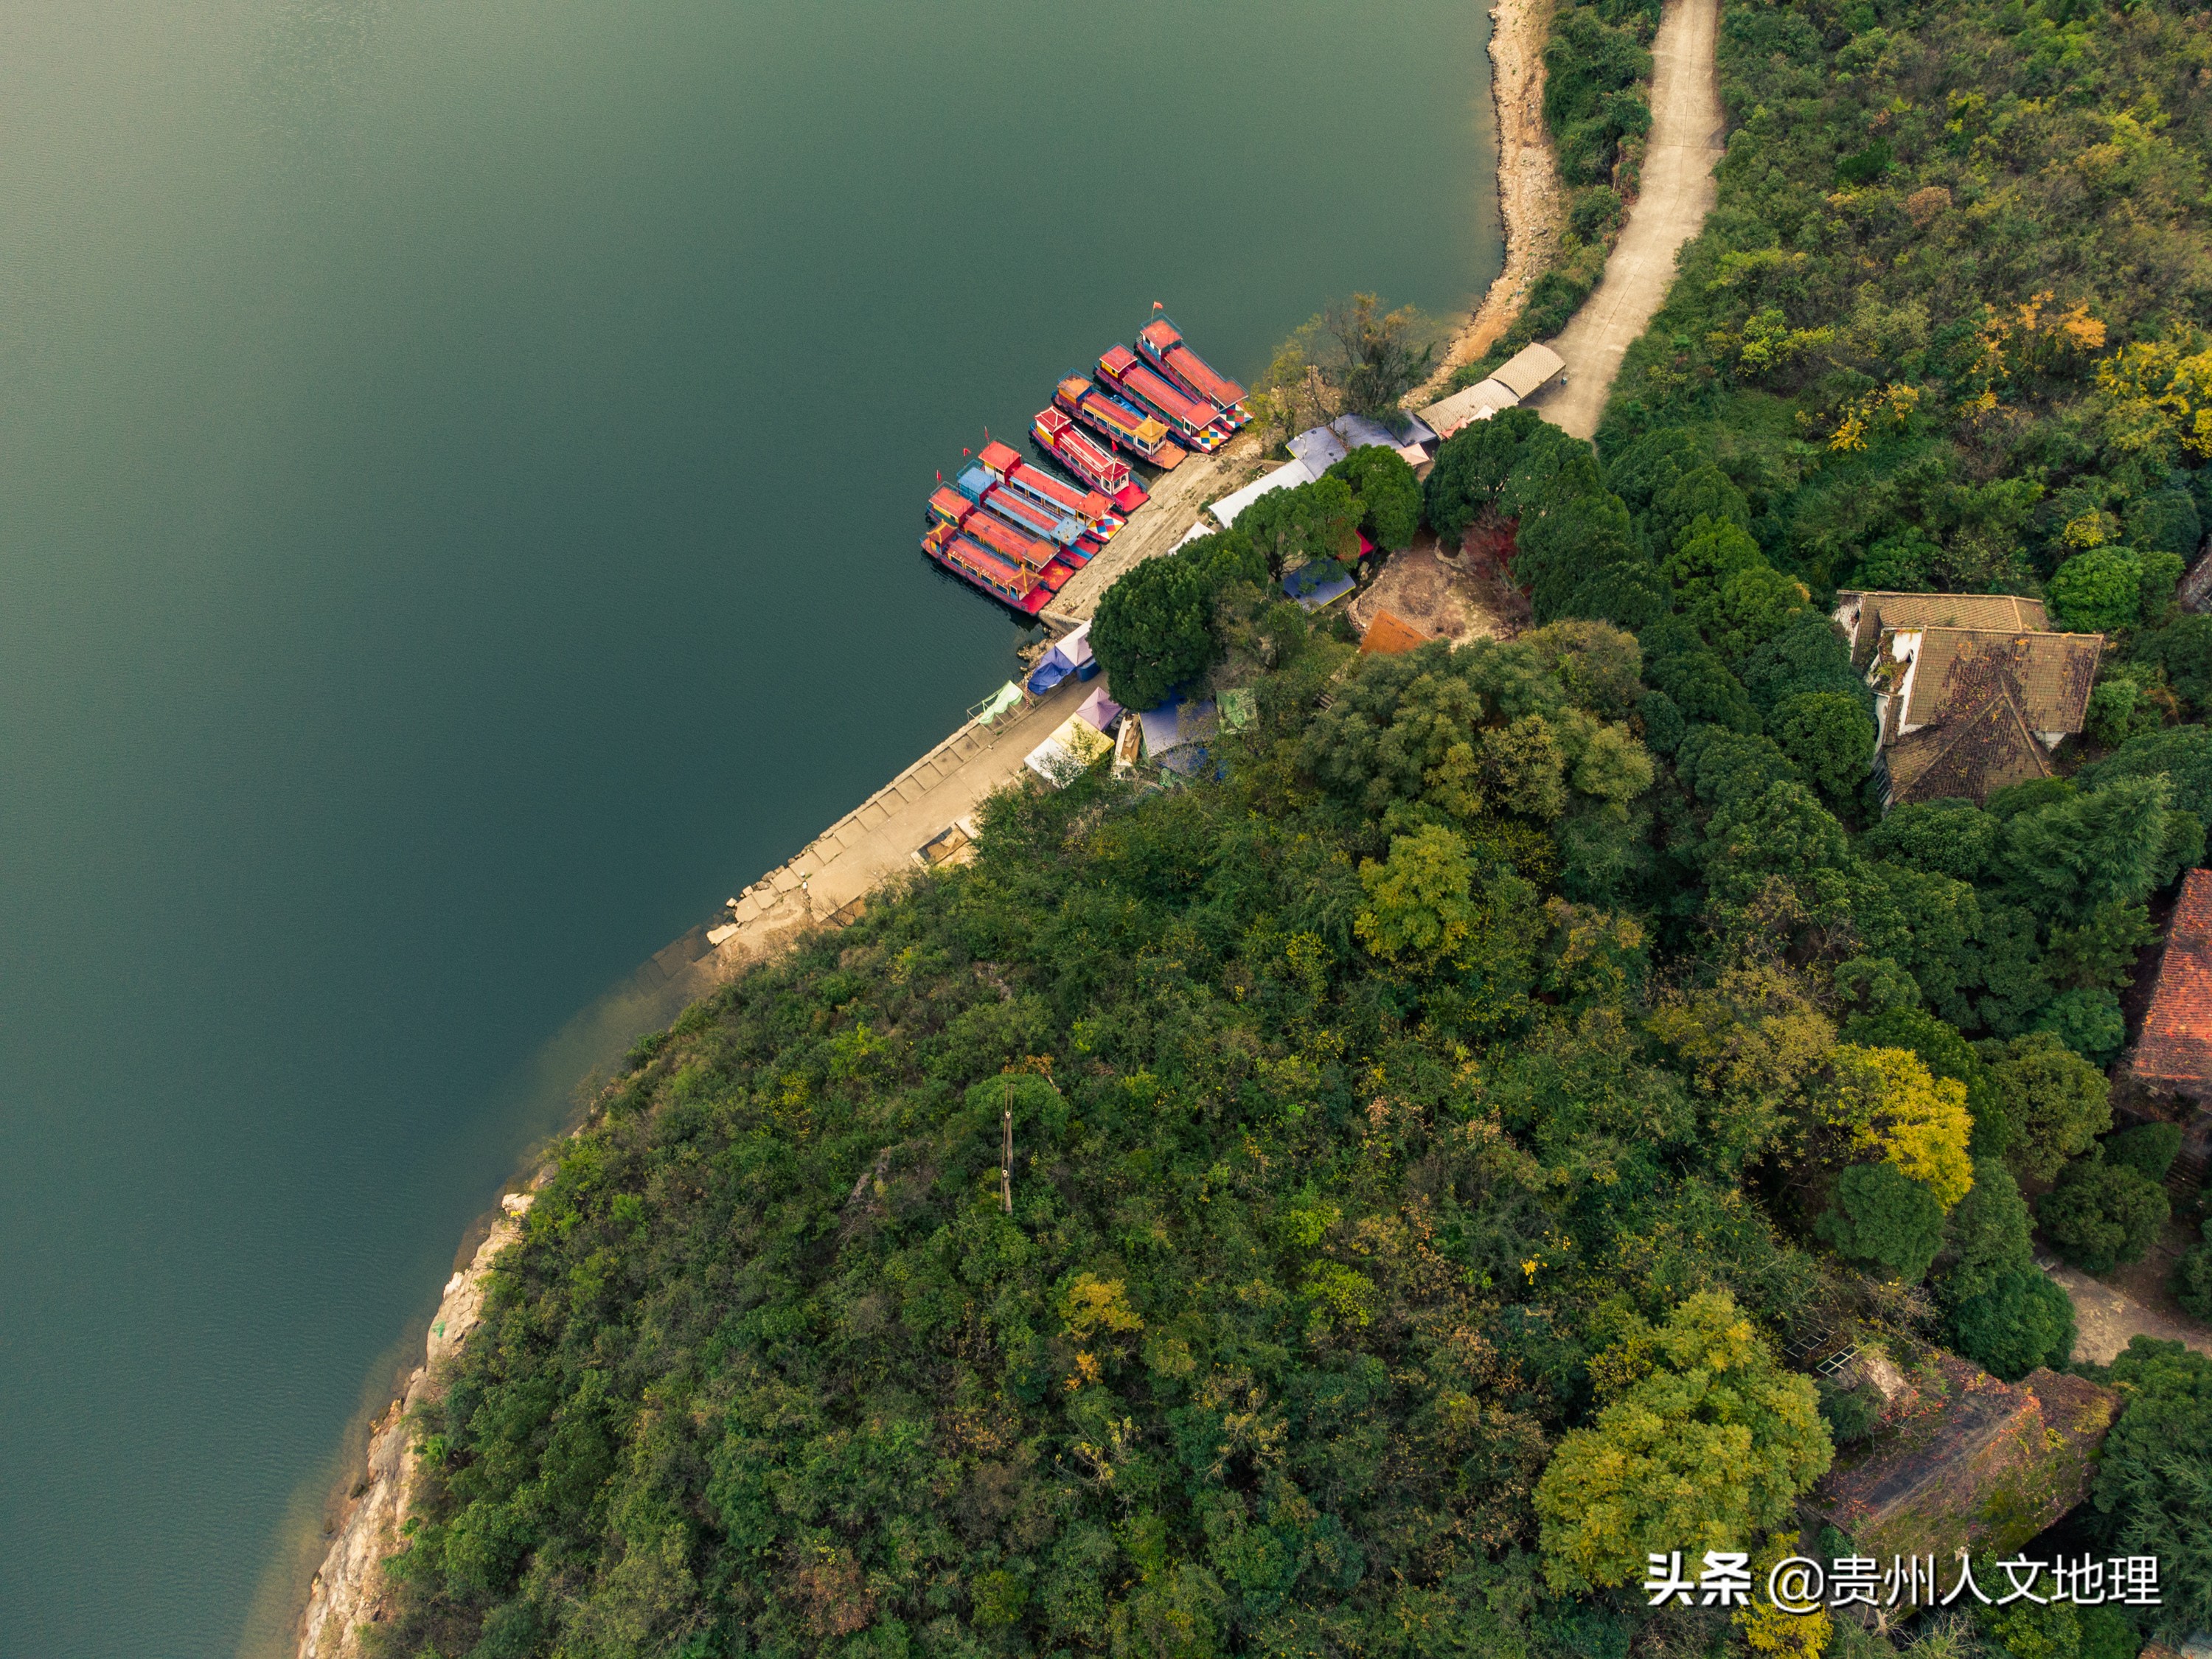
[0,3,1497,1652]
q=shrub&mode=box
[1816,1162,1947,1282]
[1947,1268,2077,1380]
[2171,1243,2212,1321]
[2104,1122,2184,1183]
[2031,987,2127,1066]
[1816,1377,1883,1443]
[2038,1155,2171,1273]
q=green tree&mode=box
[1997,777,2204,926]
[1533,1290,1832,1591]
[1817,1162,1947,1281]
[1946,1269,2076,1381]
[2091,1339,2212,1643]
[1986,1032,2112,1182]
[2031,987,2127,1065]
[1935,1158,2037,1307]
[2104,1122,2184,1183]
[1326,445,1422,552]
[1354,824,1479,964]
[2077,717,2212,819]
[2039,1155,2171,1273]
[1092,552,1221,712]
[2171,1242,2212,1321]
[2049,545,2150,633]
[1424,407,1548,545]
[1239,476,1363,578]
[1524,619,1645,720]
[1860,797,2000,883]
[1771,692,1875,802]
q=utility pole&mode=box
[1001,1076,1014,1214]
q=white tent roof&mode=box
[1207,457,1315,528]
[1414,377,1520,440]
[1492,341,1567,400]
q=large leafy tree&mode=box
[1816,1161,1947,1281]
[1325,445,1421,553]
[1533,1290,1832,1590]
[1985,1032,2112,1182]
[2039,1155,2170,1273]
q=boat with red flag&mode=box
[1053,375,1185,469]
[1135,310,1248,428]
[974,439,1123,540]
[1030,406,1150,512]
[1097,344,1231,452]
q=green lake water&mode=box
[0,3,1497,1652]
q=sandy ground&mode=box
[1046,437,1266,625]
[1413,0,1565,403]
[1524,0,1723,438]
[1348,543,1520,644]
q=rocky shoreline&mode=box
[1416,0,1564,402]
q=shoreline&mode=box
[285,14,1555,1652]
[1413,0,1562,404]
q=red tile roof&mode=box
[2136,868,2212,1088]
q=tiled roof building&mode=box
[2131,868,2212,1102]
[1832,592,2101,808]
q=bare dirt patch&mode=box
[1348,540,1523,644]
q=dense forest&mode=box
[367,1,2212,1655]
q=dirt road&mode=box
[1526,0,1723,438]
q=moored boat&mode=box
[1097,345,1231,452]
[1031,406,1151,512]
[920,521,1074,616]
[1136,313,1248,428]
[1054,375,1186,470]
[975,440,1124,538]
[953,463,1092,549]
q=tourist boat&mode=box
[1031,405,1151,512]
[921,521,1072,616]
[1054,375,1186,470]
[951,464,1093,552]
[924,484,1074,572]
[1136,313,1249,428]
[975,439,1124,539]
[1097,345,1232,452]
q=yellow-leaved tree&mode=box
[1816,1044,1975,1209]
[1533,1290,1833,1591]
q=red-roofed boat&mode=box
[975,439,1124,540]
[1054,375,1185,469]
[1098,344,1231,452]
[1031,406,1150,513]
[1136,314,1248,428]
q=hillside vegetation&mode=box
[368,1,2212,1655]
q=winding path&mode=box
[1527,0,1725,439]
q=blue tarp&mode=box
[1284,560,1355,610]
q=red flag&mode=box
[1152,300,1164,310]
[935,470,942,482]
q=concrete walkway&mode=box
[1526,0,1724,439]
[681,672,1094,988]
[2040,1252,2212,1363]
